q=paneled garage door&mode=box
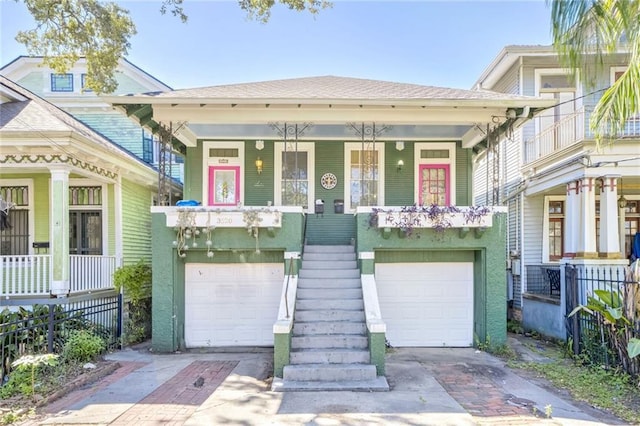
[376,262,473,347]
[185,263,283,347]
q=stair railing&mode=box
[284,255,294,319]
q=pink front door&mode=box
[419,164,450,205]
[208,166,240,206]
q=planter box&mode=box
[377,209,493,229]
[165,209,282,228]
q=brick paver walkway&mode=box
[433,363,543,424]
[110,360,237,425]
[44,361,149,414]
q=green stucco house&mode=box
[106,76,553,390]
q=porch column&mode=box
[563,180,579,258]
[619,199,626,258]
[598,176,622,258]
[49,166,71,296]
[576,177,597,258]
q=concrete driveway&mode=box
[21,338,626,426]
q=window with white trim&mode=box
[274,142,314,211]
[344,142,384,211]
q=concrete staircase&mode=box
[273,245,389,391]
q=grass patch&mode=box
[508,343,640,424]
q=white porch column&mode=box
[49,166,71,296]
[576,177,597,258]
[619,199,627,258]
[564,180,580,258]
[598,176,622,258]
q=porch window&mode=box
[0,185,30,256]
[348,148,381,210]
[274,142,314,211]
[620,199,639,258]
[548,201,564,261]
[281,151,308,207]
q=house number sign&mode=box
[321,172,337,190]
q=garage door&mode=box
[376,262,473,347]
[185,263,283,347]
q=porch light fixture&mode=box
[618,178,627,209]
[397,159,404,172]
[256,140,264,150]
[395,141,405,151]
[255,157,264,174]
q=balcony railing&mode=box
[1,254,116,297]
[524,107,640,164]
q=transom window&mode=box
[51,73,74,92]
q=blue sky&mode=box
[1,1,552,90]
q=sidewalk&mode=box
[20,338,626,425]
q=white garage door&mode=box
[185,263,283,347]
[376,262,474,347]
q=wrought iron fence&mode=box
[565,264,639,375]
[0,293,122,381]
[525,264,561,299]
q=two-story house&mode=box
[0,56,184,186]
[105,76,554,390]
[0,57,182,304]
[473,45,639,340]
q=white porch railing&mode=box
[70,255,117,293]
[524,108,640,164]
[1,255,52,296]
[0,254,116,297]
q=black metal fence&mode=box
[1,293,122,380]
[565,264,639,375]
[525,264,561,299]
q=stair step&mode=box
[281,363,378,381]
[299,269,360,279]
[296,299,364,310]
[293,321,366,335]
[292,335,368,350]
[301,260,358,270]
[297,288,362,300]
[290,349,370,364]
[304,245,354,254]
[294,309,365,322]
[303,252,356,261]
[272,376,389,392]
[297,278,361,289]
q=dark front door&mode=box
[69,211,102,255]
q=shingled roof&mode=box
[128,75,539,102]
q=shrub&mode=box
[113,260,152,345]
[62,330,105,363]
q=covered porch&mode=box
[107,76,554,384]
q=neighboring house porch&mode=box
[0,76,178,303]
